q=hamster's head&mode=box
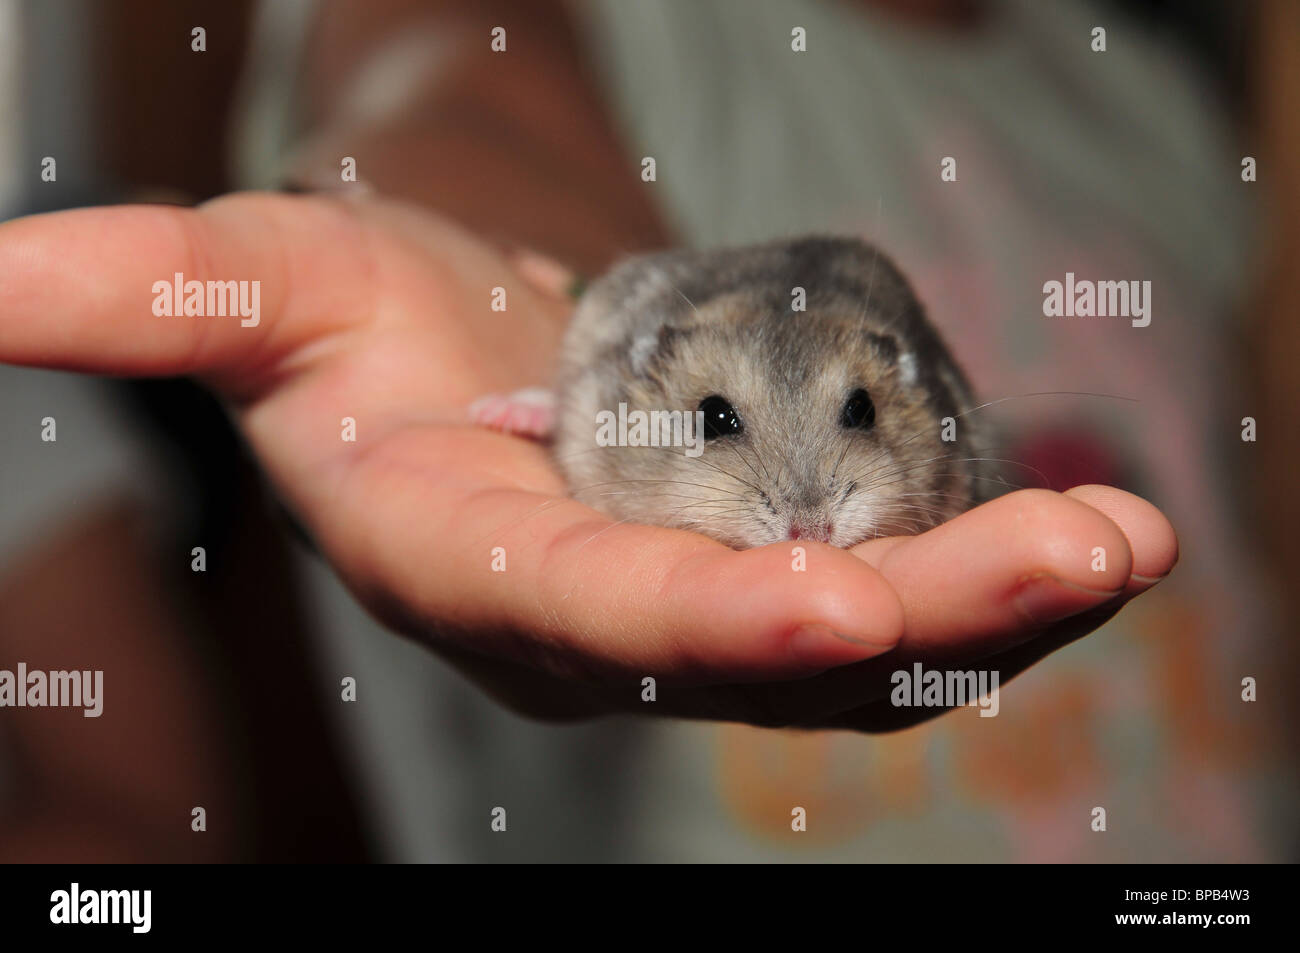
[557,292,980,549]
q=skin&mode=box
[0,193,1178,727]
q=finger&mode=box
[817,489,1172,732]
[811,487,1175,728]
[861,488,1135,656]
[0,193,371,393]
[723,488,1140,725]
[325,428,907,685]
[1062,483,1179,595]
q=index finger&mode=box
[0,192,370,394]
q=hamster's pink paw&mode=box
[468,387,556,440]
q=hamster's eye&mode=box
[840,388,876,430]
[699,395,743,439]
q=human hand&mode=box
[0,193,1177,727]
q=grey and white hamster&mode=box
[550,236,992,549]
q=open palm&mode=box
[0,192,1178,728]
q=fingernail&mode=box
[789,623,885,664]
[1130,571,1169,588]
[1013,573,1122,625]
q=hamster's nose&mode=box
[787,522,833,543]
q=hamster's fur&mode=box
[554,236,992,549]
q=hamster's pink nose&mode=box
[788,522,833,543]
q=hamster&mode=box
[474,236,992,549]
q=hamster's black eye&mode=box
[699,395,743,439]
[840,388,876,430]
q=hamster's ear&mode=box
[627,330,659,376]
[897,351,919,386]
[866,331,900,364]
[865,331,920,386]
[657,321,688,352]
[627,321,689,378]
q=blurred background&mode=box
[0,0,1296,861]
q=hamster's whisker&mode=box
[842,468,980,506]
[843,448,1037,493]
[663,503,754,522]
[907,453,1053,489]
[714,440,765,486]
[844,417,951,483]
[569,477,743,497]
[844,451,972,487]
[953,390,1138,422]
[579,489,747,505]
[665,500,752,513]
[593,443,769,497]
[688,448,768,494]
[663,278,702,320]
[830,436,854,483]
[845,386,1071,486]
[880,502,952,520]
[465,475,749,552]
[721,439,775,487]
[863,466,1021,492]
[566,515,658,559]
[953,455,1050,490]
[878,496,954,514]
[873,515,941,537]
[462,495,577,552]
[891,489,986,505]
